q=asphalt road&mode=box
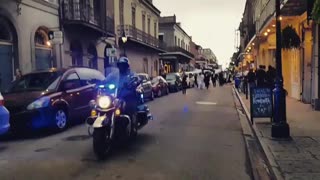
[0,85,252,180]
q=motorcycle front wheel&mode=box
[93,127,112,160]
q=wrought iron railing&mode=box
[63,0,102,27]
[118,25,166,50]
[165,46,195,58]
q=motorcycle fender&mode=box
[93,116,107,128]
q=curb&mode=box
[233,87,284,180]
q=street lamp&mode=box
[121,31,127,56]
[272,0,290,138]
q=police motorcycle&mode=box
[86,66,153,159]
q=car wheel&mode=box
[157,90,162,97]
[54,108,68,131]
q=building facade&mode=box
[114,0,164,77]
[238,0,320,110]
[158,15,194,73]
[0,0,62,91]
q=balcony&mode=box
[256,0,275,33]
[165,46,195,59]
[62,0,114,36]
[117,25,165,51]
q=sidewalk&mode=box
[235,89,320,180]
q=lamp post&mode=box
[272,0,290,138]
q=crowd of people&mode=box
[180,70,229,94]
[246,65,276,90]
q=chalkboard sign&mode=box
[250,87,273,124]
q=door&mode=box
[60,72,82,119]
[302,30,312,103]
[35,47,52,70]
[0,44,13,92]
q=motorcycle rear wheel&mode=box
[93,127,112,160]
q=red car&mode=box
[151,76,170,97]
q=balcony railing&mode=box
[256,0,275,32]
[63,0,102,26]
[165,46,195,58]
[118,25,165,50]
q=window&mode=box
[154,22,157,37]
[65,72,81,89]
[159,35,164,41]
[119,0,124,25]
[143,58,148,73]
[142,14,146,32]
[154,60,158,75]
[175,36,177,46]
[178,39,180,47]
[147,18,151,34]
[132,7,136,27]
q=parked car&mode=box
[165,73,182,92]
[137,73,154,101]
[2,67,105,132]
[0,92,10,135]
[151,76,169,97]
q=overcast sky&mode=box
[153,0,246,68]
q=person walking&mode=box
[211,73,217,87]
[266,65,276,90]
[256,65,267,87]
[181,72,188,94]
[218,72,224,87]
[198,73,205,89]
[204,72,210,89]
[194,73,198,88]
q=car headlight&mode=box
[97,96,112,109]
[27,96,50,110]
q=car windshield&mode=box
[151,78,159,84]
[166,74,176,81]
[138,75,147,81]
[6,72,62,93]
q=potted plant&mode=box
[312,0,320,23]
[281,25,301,49]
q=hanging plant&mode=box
[312,0,320,23]
[281,25,301,50]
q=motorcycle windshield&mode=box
[98,66,120,96]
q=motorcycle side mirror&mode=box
[89,100,96,109]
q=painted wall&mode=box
[173,25,191,50]
[0,0,61,74]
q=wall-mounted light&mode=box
[272,24,276,27]
[252,43,255,46]
[267,29,271,32]
[46,41,51,47]
[279,16,283,21]
[264,32,268,36]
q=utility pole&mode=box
[272,0,290,138]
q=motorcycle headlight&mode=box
[97,96,112,109]
[27,96,50,110]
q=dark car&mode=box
[151,76,169,97]
[2,67,105,132]
[165,73,182,92]
[137,73,154,101]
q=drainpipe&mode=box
[58,0,64,68]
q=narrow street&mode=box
[0,86,252,180]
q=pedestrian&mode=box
[256,65,267,87]
[182,72,188,94]
[211,73,217,87]
[218,72,224,86]
[13,69,22,81]
[198,73,205,89]
[204,72,210,89]
[194,73,198,88]
[247,68,256,91]
[266,65,276,90]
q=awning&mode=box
[281,0,307,16]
